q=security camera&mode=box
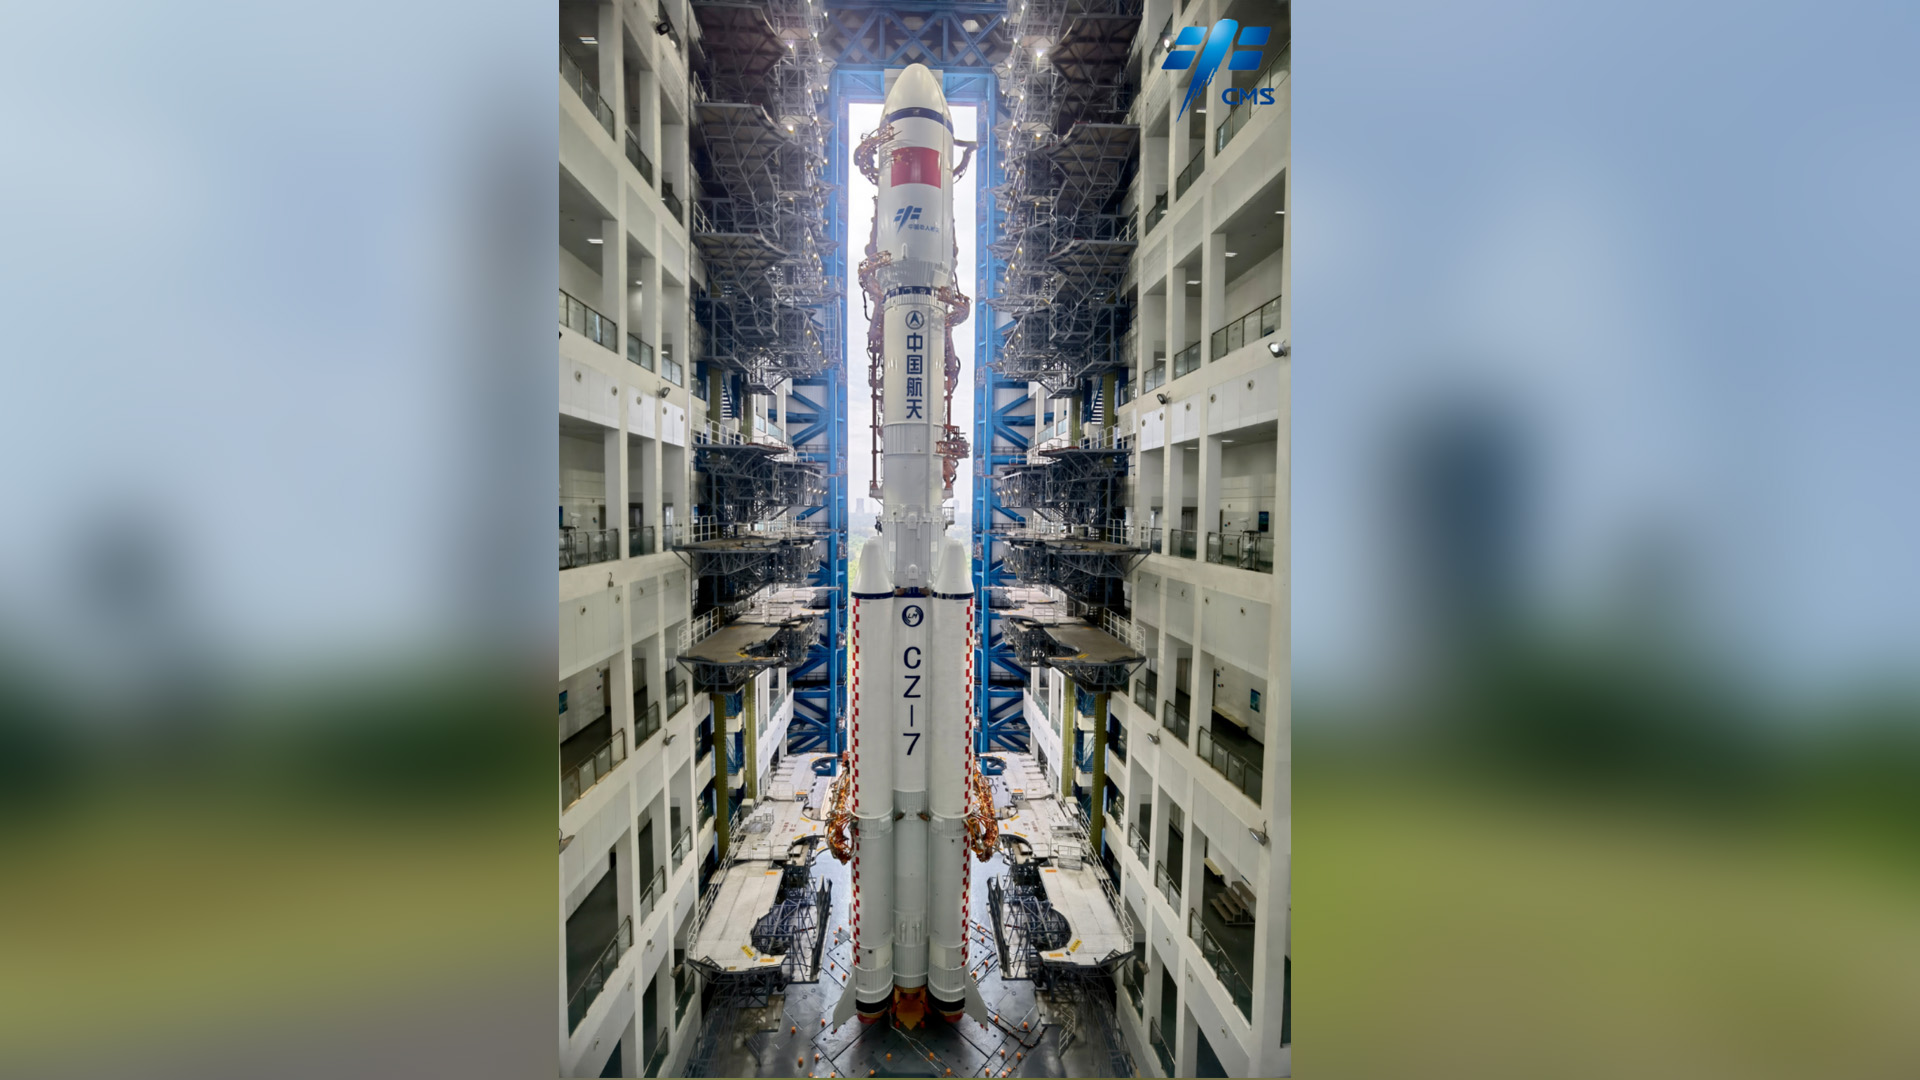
[1154,392,1169,405]
[657,385,672,398]
[1267,340,1289,358]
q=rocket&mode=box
[831,64,990,1029]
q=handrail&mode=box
[627,333,656,371]
[1196,725,1265,804]
[560,45,616,138]
[1209,292,1283,360]
[1215,45,1290,155]
[566,915,632,1030]
[1189,908,1255,1020]
[1165,527,1199,561]
[1172,340,1202,379]
[1205,530,1275,573]
[625,126,655,186]
[1145,192,1169,234]
[1175,145,1205,198]
[560,526,619,569]
[561,727,627,809]
[628,525,657,557]
[559,288,618,351]
[1161,697,1191,743]
[637,865,667,926]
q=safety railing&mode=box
[1141,358,1168,393]
[1145,191,1169,234]
[674,968,696,1022]
[636,700,663,747]
[666,670,688,718]
[1189,909,1255,1020]
[672,826,692,867]
[1196,725,1264,805]
[1175,145,1205,199]
[1162,697,1190,744]
[628,525,657,557]
[562,727,626,810]
[1155,859,1181,909]
[560,288,618,351]
[1205,530,1275,573]
[1172,340,1203,380]
[1167,528,1198,561]
[560,527,619,570]
[1101,607,1145,652]
[660,346,684,386]
[1209,292,1283,361]
[637,865,667,927]
[1215,45,1290,155]
[625,127,655,186]
[627,334,655,371]
[661,182,683,223]
[1135,669,1157,712]
[1130,827,1150,869]
[566,915,631,1031]
[1149,1019,1176,1077]
[1148,526,1164,554]
[560,45,615,138]
[1108,716,1127,764]
[642,1039,669,1078]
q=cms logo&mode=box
[1162,19,1270,121]
[893,205,923,231]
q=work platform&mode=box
[679,586,822,691]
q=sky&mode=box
[846,101,979,527]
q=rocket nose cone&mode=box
[885,63,948,114]
[854,539,892,595]
[935,539,972,595]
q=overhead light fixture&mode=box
[1269,340,1289,357]
[1225,251,1238,257]
[1186,278,1200,285]
[1194,108,1206,114]
[579,35,597,45]
[587,237,604,244]
[1274,209,1285,215]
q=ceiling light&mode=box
[1194,108,1206,114]
[1225,251,1237,257]
[1186,278,1200,285]
[579,35,597,45]
[587,237,604,244]
[1274,209,1285,215]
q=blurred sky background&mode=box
[0,0,1917,1075]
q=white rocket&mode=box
[833,64,989,1029]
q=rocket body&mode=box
[838,64,984,1027]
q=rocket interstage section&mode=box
[833,64,990,1030]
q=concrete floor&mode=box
[694,834,1129,1078]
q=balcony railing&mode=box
[1189,909,1255,1020]
[1205,530,1275,573]
[560,288,618,351]
[636,700,663,746]
[1215,45,1290,156]
[660,346,684,386]
[1144,191,1169,234]
[672,826,692,867]
[661,183,684,223]
[642,1039,669,1078]
[1172,341,1202,380]
[1161,697,1190,743]
[561,527,618,570]
[1209,292,1283,361]
[1108,719,1127,764]
[625,127,655,186]
[1196,725,1264,804]
[567,915,632,1031]
[1149,1019,1176,1077]
[1166,528,1198,561]
[1119,950,1147,1018]
[1175,145,1205,198]
[1129,826,1150,868]
[627,334,656,371]
[637,865,667,926]
[1155,859,1181,909]
[562,727,626,810]
[628,525,657,557]
[1135,669,1158,712]
[674,968,696,1022]
[560,45,615,138]
[1140,359,1167,393]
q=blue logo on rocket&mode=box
[893,205,923,231]
[1162,19,1269,121]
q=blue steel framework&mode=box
[816,6,1031,757]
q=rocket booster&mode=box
[835,64,986,1028]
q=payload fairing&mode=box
[828,64,995,1028]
